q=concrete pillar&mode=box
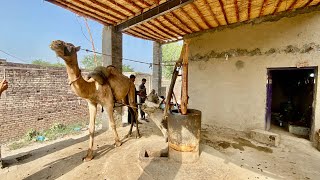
[102,26,123,129]
[152,42,162,95]
[102,26,122,71]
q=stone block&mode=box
[250,129,280,147]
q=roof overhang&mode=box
[46,0,320,43]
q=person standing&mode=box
[138,78,148,121]
[127,74,140,125]
[0,79,8,168]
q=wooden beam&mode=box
[148,21,179,40]
[218,0,229,24]
[179,8,203,31]
[46,0,112,24]
[288,0,299,10]
[234,0,239,22]
[144,21,176,39]
[125,30,154,41]
[170,11,194,33]
[190,3,213,28]
[181,41,189,115]
[302,0,314,8]
[203,0,221,25]
[272,0,282,15]
[115,0,194,31]
[72,0,122,21]
[136,0,152,7]
[155,18,184,36]
[105,0,135,16]
[247,0,252,20]
[139,24,168,40]
[130,28,164,42]
[163,14,189,34]
[259,0,268,16]
[124,0,143,11]
[85,0,129,18]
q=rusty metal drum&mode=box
[168,109,201,163]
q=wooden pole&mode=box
[163,43,186,119]
[181,41,189,115]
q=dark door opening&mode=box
[266,68,316,139]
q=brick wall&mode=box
[0,60,89,143]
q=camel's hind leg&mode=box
[83,101,97,162]
[104,101,122,147]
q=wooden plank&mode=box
[139,24,168,40]
[46,0,112,24]
[72,0,122,21]
[123,0,143,11]
[288,0,299,10]
[247,0,252,20]
[155,18,184,37]
[144,21,176,40]
[202,0,221,25]
[148,20,180,39]
[190,3,213,29]
[125,30,154,41]
[85,0,129,18]
[234,0,240,22]
[115,0,194,31]
[218,0,229,24]
[179,8,203,31]
[181,41,189,115]
[272,0,282,14]
[259,0,268,16]
[105,0,135,16]
[170,11,194,33]
[303,0,314,7]
[163,14,189,34]
[132,26,166,41]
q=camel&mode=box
[50,40,139,161]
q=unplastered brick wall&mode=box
[0,60,89,143]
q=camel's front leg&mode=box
[105,104,122,147]
[83,101,97,162]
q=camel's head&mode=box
[50,40,80,63]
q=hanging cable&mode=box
[0,49,29,64]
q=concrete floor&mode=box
[0,121,319,180]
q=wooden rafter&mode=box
[48,0,114,24]
[148,20,179,39]
[272,0,282,15]
[130,28,164,42]
[163,14,189,34]
[85,0,129,18]
[218,0,229,24]
[72,0,122,21]
[234,0,239,22]
[125,30,154,41]
[139,24,168,40]
[136,0,152,7]
[259,0,268,16]
[179,8,203,31]
[170,11,194,33]
[302,0,314,8]
[144,21,176,39]
[190,3,213,28]
[123,0,143,11]
[155,18,184,36]
[203,0,221,25]
[288,0,299,10]
[105,0,135,16]
[247,0,252,20]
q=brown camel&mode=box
[50,40,139,161]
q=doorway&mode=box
[266,67,317,139]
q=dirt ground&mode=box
[0,121,319,180]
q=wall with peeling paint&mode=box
[186,10,320,141]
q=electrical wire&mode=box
[0,49,29,64]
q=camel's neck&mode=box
[65,61,94,99]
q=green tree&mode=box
[32,59,64,67]
[81,54,134,72]
[162,42,183,79]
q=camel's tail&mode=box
[87,65,118,85]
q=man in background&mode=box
[138,78,148,122]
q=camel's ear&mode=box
[75,46,81,52]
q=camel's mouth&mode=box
[50,40,80,57]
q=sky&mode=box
[0,0,154,73]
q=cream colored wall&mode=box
[187,11,320,139]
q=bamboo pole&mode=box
[181,41,189,115]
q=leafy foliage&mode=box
[162,42,183,79]
[81,54,134,72]
[32,59,64,67]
